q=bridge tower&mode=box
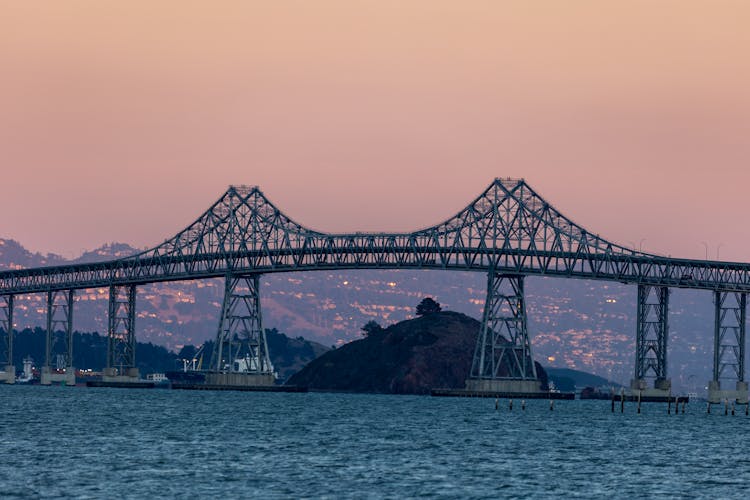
[707,291,748,405]
[466,272,542,394]
[0,295,14,383]
[631,285,671,395]
[208,274,275,387]
[103,285,141,382]
[41,290,76,386]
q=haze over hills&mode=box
[0,238,718,391]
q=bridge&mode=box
[0,178,747,401]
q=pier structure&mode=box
[0,295,14,383]
[707,291,748,406]
[100,284,145,385]
[629,285,671,398]
[41,290,76,385]
[466,272,542,394]
[0,179,749,395]
[208,273,275,387]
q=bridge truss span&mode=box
[1,178,749,295]
[0,178,747,396]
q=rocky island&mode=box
[288,305,548,394]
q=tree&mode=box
[361,320,383,337]
[178,344,198,360]
[416,297,441,316]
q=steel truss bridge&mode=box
[0,178,748,397]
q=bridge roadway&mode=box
[0,248,748,294]
[0,178,747,403]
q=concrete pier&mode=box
[205,372,276,387]
[87,367,155,388]
[629,378,672,399]
[40,366,75,385]
[464,378,543,394]
[0,365,14,384]
[100,367,149,384]
[431,378,575,399]
[431,388,574,399]
[87,367,153,388]
[707,380,749,404]
[610,393,688,403]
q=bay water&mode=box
[1,386,748,498]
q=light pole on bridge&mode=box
[628,239,646,252]
[699,241,725,261]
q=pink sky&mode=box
[1,1,748,260]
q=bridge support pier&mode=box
[707,292,747,405]
[1,295,15,384]
[41,290,76,386]
[209,274,275,387]
[466,273,542,394]
[103,285,142,383]
[630,285,671,397]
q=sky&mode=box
[1,1,748,261]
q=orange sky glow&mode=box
[1,1,748,260]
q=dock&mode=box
[170,383,307,393]
[86,380,156,389]
[431,388,575,399]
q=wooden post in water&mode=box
[495,398,499,411]
[521,399,526,411]
[509,399,513,411]
[724,398,728,416]
[620,388,625,413]
[550,399,554,411]
[732,402,735,416]
[707,402,711,414]
[637,390,641,414]
[668,396,672,415]
[611,392,615,413]
[682,399,686,414]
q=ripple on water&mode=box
[1,387,749,498]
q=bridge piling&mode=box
[207,274,275,387]
[100,285,144,385]
[0,295,14,384]
[41,290,75,386]
[631,285,671,399]
[707,292,747,407]
[465,273,544,395]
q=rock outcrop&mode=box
[288,311,547,394]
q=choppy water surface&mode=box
[1,386,749,498]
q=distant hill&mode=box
[265,328,330,382]
[71,242,142,263]
[288,311,548,394]
[0,238,64,270]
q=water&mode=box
[1,386,748,499]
